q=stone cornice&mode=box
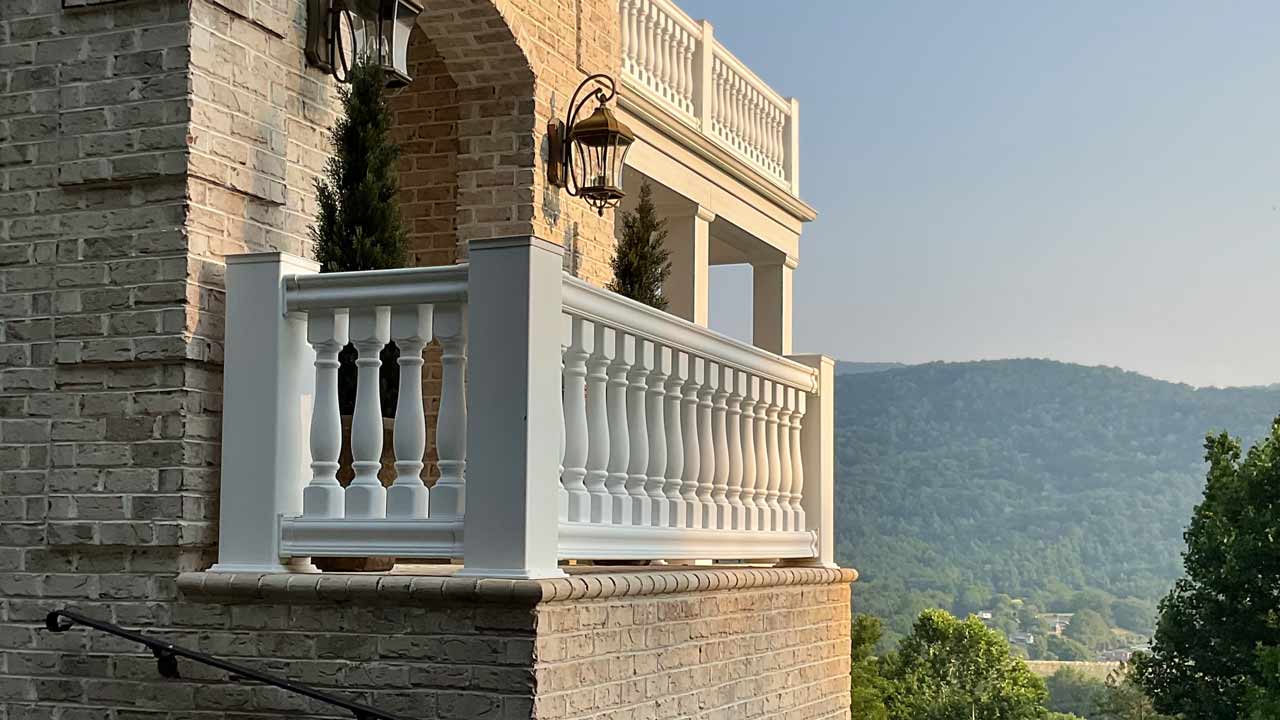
[178,565,858,606]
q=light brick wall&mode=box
[0,568,852,719]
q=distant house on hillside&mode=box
[1038,612,1074,637]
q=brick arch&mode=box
[408,0,539,248]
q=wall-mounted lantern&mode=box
[547,74,637,216]
[306,0,424,88]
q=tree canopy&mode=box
[880,609,1049,720]
[1133,421,1280,719]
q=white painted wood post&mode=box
[786,97,801,196]
[695,19,714,129]
[459,236,566,579]
[788,354,835,567]
[430,304,467,519]
[387,304,432,519]
[345,306,390,519]
[752,259,794,356]
[562,317,591,523]
[302,307,348,519]
[211,252,318,573]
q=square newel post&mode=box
[694,20,715,129]
[786,354,836,569]
[459,236,568,579]
[211,252,319,573]
[662,206,713,326]
[752,258,795,356]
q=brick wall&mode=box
[0,567,852,719]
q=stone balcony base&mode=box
[172,565,857,719]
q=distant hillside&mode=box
[836,361,909,375]
[834,359,1280,645]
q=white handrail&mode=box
[562,275,817,392]
[284,263,469,311]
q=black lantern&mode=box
[306,0,423,88]
[548,74,637,216]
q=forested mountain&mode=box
[834,359,1280,647]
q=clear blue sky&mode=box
[681,0,1280,388]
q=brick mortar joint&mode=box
[177,566,857,606]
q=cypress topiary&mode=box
[311,57,408,272]
[310,57,406,417]
[609,180,672,310]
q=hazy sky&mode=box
[680,0,1280,388]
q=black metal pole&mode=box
[45,609,415,720]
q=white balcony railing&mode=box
[620,0,800,195]
[212,244,833,578]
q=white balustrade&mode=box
[618,0,799,193]
[215,251,833,576]
[558,275,822,562]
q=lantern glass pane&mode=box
[392,5,414,76]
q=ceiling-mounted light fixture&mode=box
[547,74,637,216]
[306,0,423,88]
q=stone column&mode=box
[753,258,795,355]
[662,206,715,325]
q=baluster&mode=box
[753,378,771,530]
[695,359,715,529]
[346,306,390,519]
[735,78,747,150]
[776,385,794,531]
[675,29,689,110]
[645,343,670,527]
[631,0,645,79]
[712,60,725,132]
[626,338,651,525]
[680,355,702,528]
[386,304,432,519]
[429,303,467,519]
[562,317,591,523]
[725,367,745,530]
[621,0,634,75]
[664,350,687,527]
[644,2,658,86]
[748,90,760,159]
[764,380,783,530]
[775,107,786,171]
[789,389,807,531]
[585,322,613,523]
[665,15,675,98]
[303,308,348,518]
[738,373,758,531]
[710,363,730,529]
[605,328,632,525]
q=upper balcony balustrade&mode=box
[619,0,800,197]
[212,245,835,579]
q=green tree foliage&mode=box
[608,180,671,309]
[310,57,407,415]
[1133,421,1280,719]
[311,57,407,273]
[1110,599,1155,635]
[1065,609,1111,650]
[880,609,1049,720]
[849,614,890,720]
[1047,636,1092,661]
[1095,664,1170,720]
[1045,667,1105,717]
[1247,647,1280,719]
[833,359,1280,646]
